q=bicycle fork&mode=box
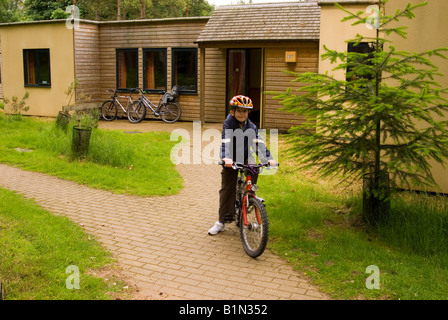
[242,175,262,227]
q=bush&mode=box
[3,92,30,115]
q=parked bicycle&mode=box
[100,89,138,121]
[218,161,279,258]
[127,86,181,124]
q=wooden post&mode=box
[200,46,206,124]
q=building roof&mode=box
[318,0,378,5]
[0,16,209,28]
[196,1,320,44]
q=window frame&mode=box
[116,48,139,92]
[23,49,51,87]
[171,47,198,95]
[143,48,167,94]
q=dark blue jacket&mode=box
[221,114,273,164]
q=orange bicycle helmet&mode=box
[229,95,253,109]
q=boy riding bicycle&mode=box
[208,95,277,235]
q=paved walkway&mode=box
[0,119,328,300]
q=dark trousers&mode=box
[218,167,238,223]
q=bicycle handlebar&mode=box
[109,87,176,95]
[106,88,140,94]
[217,160,279,169]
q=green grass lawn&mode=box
[0,114,183,196]
[0,114,182,299]
[0,187,130,300]
[259,150,448,300]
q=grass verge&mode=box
[0,114,179,299]
[0,114,183,196]
[0,187,131,300]
[258,137,448,300]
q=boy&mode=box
[208,95,277,235]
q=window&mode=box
[116,49,138,91]
[23,49,51,87]
[346,42,375,82]
[143,48,167,93]
[172,48,197,94]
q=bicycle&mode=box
[218,160,279,258]
[100,89,138,121]
[127,86,181,124]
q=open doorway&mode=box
[226,48,262,127]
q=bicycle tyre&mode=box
[239,197,268,258]
[101,100,117,121]
[159,102,181,123]
[127,101,146,123]
[234,177,244,227]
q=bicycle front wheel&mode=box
[240,197,268,258]
[159,102,181,123]
[101,100,117,121]
[127,101,146,123]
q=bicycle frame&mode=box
[236,164,264,227]
[139,95,162,117]
[135,88,167,117]
[107,89,134,114]
[116,95,133,113]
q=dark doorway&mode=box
[226,48,262,127]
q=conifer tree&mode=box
[275,0,448,223]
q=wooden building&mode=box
[0,17,209,121]
[196,1,320,130]
[0,1,321,132]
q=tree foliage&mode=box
[274,1,448,210]
[0,0,27,22]
[0,0,214,22]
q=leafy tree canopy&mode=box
[0,0,27,22]
[0,0,214,22]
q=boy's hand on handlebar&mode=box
[222,158,233,168]
[218,159,279,168]
[268,159,277,167]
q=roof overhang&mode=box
[196,1,321,47]
[318,0,378,6]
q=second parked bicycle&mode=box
[127,86,181,124]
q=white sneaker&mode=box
[208,221,225,235]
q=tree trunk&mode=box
[363,170,390,225]
[117,0,121,21]
[364,25,390,225]
[140,0,146,19]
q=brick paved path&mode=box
[0,120,328,300]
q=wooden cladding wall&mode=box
[73,20,318,129]
[204,47,227,123]
[74,23,101,103]
[264,42,319,132]
[198,42,319,131]
[97,19,207,121]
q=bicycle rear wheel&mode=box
[240,197,268,258]
[127,101,146,123]
[101,100,117,121]
[159,102,181,123]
